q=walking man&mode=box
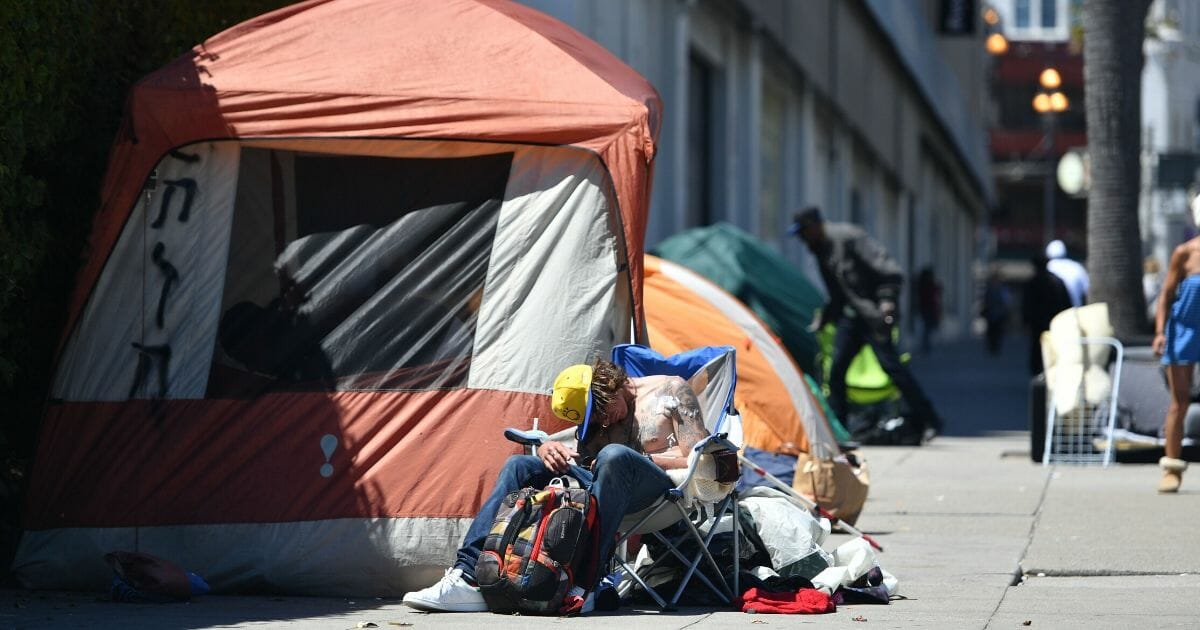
[789,206,943,442]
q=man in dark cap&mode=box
[789,206,943,442]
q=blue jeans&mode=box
[453,444,674,586]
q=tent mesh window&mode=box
[208,149,512,396]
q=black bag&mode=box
[474,477,600,615]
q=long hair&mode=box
[589,358,627,423]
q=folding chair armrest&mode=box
[693,433,739,454]
[662,435,740,498]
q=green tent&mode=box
[652,222,824,376]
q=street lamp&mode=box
[986,32,1009,55]
[1039,68,1062,90]
[1032,69,1069,245]
[984,4,1007,56]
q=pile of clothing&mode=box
[627,486,897,614]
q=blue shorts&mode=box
[1164,275,1200,365]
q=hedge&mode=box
[0,1,290,457]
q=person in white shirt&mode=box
[1045,240,1089,307]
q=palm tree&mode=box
[1082,0,1153,338]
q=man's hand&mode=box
[1153,333,1167,356]
[879,300,897,326]
[536,441,578,474]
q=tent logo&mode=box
[319,434,338,478]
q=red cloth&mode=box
[735,587,836,614]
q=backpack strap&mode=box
[548,475,584,490]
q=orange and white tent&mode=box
[15,0,659,595]
[645,256,869,523]
[644,256,840,459]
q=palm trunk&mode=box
[1083,0,1153,338]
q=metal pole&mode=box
[1043,112,1057,245]
[737,454,883,551]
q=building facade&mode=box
[990,0,1200,289]
[1141,0,1200,269]
[518,0,992,338]
[986,0,1087,264]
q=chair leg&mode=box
[612,501,677,606]
[731,491,740,598]
[622,503,730,609]
[615,493,742,610]
[666,498,735,607]
[615,554,670,609]
[646,528,727,600]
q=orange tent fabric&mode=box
[66,0,661,349]
[644,256,839,458]
[19,0,662,596]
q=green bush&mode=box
[0,1,289,456]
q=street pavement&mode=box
[4,332,1198,628]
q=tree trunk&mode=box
[1083,0,1153,338]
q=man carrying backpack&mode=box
[402,357,707,612]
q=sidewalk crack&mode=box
[983,467,1053,629]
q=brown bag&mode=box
[791,450,870,526]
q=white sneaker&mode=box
[402,568,487,612]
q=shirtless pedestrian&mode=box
[402,358,706,611]
[1153,232,1200,492]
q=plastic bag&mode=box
[105,551,210,603]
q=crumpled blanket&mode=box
[735,586,835,614]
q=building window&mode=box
[688,51,716,226]
[849,188,863,226]
[1041,0,1057,28]
[1015,0,1031,27]
[759,84,786,240]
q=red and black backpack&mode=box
[474,477,601,615]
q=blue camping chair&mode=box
[607,344,744,610]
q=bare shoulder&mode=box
[631,374,680,390]
[1177,239,1200,276]
[634,374,693,397]
[1175,238,1200,254]
[658,376,705,431]
[630,375,692,402]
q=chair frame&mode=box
[607,344,742,610]
[611,431,742,610]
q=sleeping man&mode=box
[402,357,706,612]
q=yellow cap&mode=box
[551,364,593,426]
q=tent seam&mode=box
[141,84,651,115]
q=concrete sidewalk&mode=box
[4,336,1198,628]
